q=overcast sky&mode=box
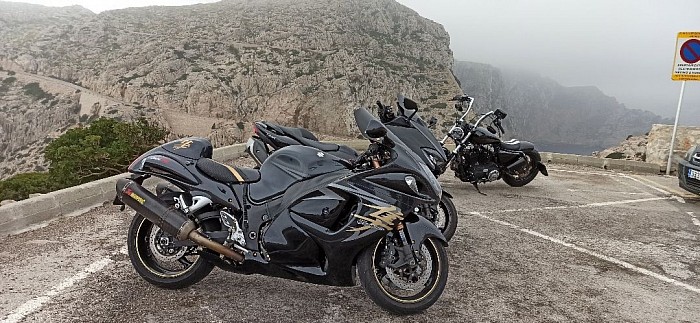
[395,0,700,125]
[6,0,700,125]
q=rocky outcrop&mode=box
[594,135,648,161]
[591,124,700,170]
[645,124,700,167]
[452,61,671,153]
[0,0,461,161]
[0,71,81,178]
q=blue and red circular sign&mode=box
[680,39,700,64]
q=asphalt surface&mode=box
[1,164,699,322]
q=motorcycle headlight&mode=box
[405,176,419,195]
[449,127,464,140]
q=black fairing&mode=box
[385,115,447,176]
[128,137,241,210]
[470,127,502,145]
[289,188,349,228]
[248,145,348,202]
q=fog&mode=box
[396,0,700,125]
[8,0,700,125]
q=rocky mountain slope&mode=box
[452,61,670,153]
[0,0,461,178]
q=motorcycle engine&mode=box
[452,145,500,183]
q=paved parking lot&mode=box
[1,164,699,322]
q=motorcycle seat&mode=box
[274,124,341,152]
[500,140,520,151]
[500,140,535,152]
[196,158,261,184]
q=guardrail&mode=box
[0,140,663,236]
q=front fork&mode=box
[381,215,447,269]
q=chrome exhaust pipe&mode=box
[116,178,244,262]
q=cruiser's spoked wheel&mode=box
[503,152,539,187]
[127,214,214,289]
[357,236,448,314]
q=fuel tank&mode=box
[248,146,348,202]
[469,127,501,145]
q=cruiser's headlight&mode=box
[450,127,465,140]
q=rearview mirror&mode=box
[455,102,464,112]
[365,119,387,139]
[428,116,438,129]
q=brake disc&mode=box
[385,244,432,290]
[148,226,187,263]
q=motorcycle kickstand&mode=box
[472,182,487,196]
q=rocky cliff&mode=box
[0,0,461,178]
[452,61,671,153]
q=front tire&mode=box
[127,214,214,289]
[434,195,457,242]
[503,152,540,187]
[357,237,448,314]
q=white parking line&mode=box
[471,212,700,295]
[566,189,652,196]
[478,196,671,214]
[1,258,113,323]
[548,168,623,177]
[618,174,671,195]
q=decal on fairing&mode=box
[347,204,404,232]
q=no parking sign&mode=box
[672,31,700,81]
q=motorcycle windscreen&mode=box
[353,107,442,199]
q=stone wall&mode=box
[646,124,700,169]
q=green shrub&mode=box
[23,82,54,100]
[0,172,55,201]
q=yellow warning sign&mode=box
[672,31,700,81]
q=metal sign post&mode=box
[668,32,700,175]
[666,81,686,175]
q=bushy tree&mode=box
[44,118,169,186]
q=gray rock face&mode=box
[0,0,461,178]
[452,61,670,152]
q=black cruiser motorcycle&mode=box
[439,95,548,193]
[246,102,458,241]
[114,107,449,314]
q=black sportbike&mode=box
[440,95,548,193]
[246,103,458,241]
[114,107,449,314]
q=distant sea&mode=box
[535,143,603,156]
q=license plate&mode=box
[689,169,700,180]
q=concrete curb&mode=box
[0,140,663,236]
[0,143,247,236]
[539,152,661,174]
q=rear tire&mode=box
[503,152,539,187]
[127,214,214,289]
[357,237,448,314]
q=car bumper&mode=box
[678,159,700,195]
